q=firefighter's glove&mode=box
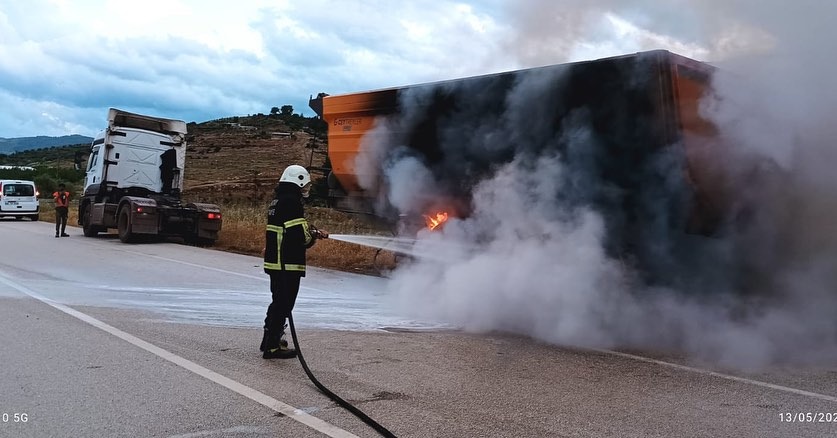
[311,227,329,239]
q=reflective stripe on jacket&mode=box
[263,183,315,275]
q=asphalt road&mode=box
[1,219,836,438]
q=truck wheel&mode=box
[117,207,135,243]
[81,205,99,237]
[30,214,39,221]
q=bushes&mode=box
[0,166,83,196]
[34,175,58,195]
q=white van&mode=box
[0,180,40,221]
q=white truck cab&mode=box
[0,179,40,221]
[84,110,186,196]
[79,108,220,245]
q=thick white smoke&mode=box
[353,1,837,369]
[388,154,636,348]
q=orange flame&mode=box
[424,212,449,230]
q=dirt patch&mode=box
[183,117,328,206]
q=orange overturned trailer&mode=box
[309,50,741,279]
[311,49,725,229]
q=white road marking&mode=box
[594,348,837,403]
[0,273,360,438]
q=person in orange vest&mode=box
[53,183,70,237]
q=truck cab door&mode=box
[84,145,102,192]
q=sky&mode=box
[0,0,777,138]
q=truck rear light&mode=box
[207,213,220,220]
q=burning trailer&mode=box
[309,50,777,290]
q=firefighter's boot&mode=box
[260,326,289,352]
[262,329,295,359]
[263,345,297,359]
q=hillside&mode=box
[0,143,89,168]
[183,113,329,205]
[0,135,93,154]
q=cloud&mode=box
[0,0,513,137]
[0,1,284,135]
[0,89,102,138]
[255,1,512,94]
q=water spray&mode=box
[328,233,476,263]
[328,234,418,253]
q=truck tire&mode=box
[30,214,39,221]
[117,207,135,243]
[81,205,99,237]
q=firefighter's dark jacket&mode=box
[263,182,316,275]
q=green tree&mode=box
[270,106,280,115]
[33,175,57,196]
[280,105,294,116]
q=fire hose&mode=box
[288,313,397,438]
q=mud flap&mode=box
[187,203,222,242]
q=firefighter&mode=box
[52,183,70,238]
[261,165,329,359]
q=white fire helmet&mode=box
[280,164,312,197]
